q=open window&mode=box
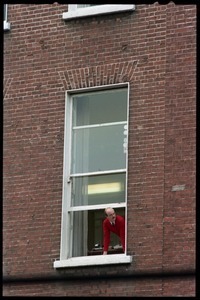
[62,4,135,20]
[4,4,10,31]
[87,207,125,255]
[54,84,132,268]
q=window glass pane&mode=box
[70,210,88,257]
[67,87,128,258]
[72,88,127,126]
[4,5,7,21]
[71,173,126,206]
[72,124,127,173]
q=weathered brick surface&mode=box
[3,3,196,296]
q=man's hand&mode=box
[103,251,107,255]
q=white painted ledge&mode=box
[54,254,132,268]
[63,5,135,21]
[4,20,10,31]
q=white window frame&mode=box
[54,83,132,269]
[4,4,10,31]
[62,5,135,21]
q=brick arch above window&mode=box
[59,60,138,90]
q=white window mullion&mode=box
[73,121,127,130]
[60,91,72,260]
[4,4,10,31]
[68,202,126,212]
[70,169,126,178]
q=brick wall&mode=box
[3,3,196,296]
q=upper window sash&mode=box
[63,5,135,20]
[4,4,10,31]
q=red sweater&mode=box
[103,215,125,252]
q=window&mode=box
[62,4,135,20]
[54,84,132,268]
[4,4,10,31]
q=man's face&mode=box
[106,209,116,222]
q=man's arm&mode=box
[103,220,110,255]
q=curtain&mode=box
[72,96,89,257]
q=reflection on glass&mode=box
[71,173,126,206]
[72,124,126,173]
[72,88,127,126]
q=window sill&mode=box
[54,254,132,268]
[4,21,10,31]
[63,5,135,21]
